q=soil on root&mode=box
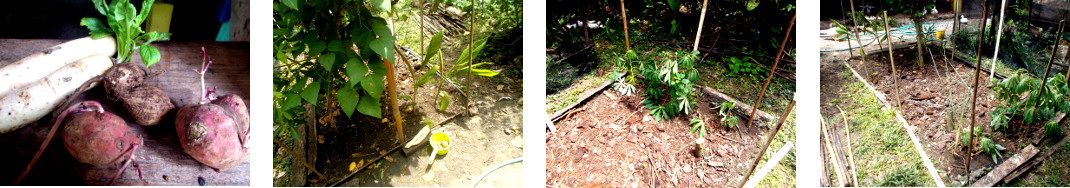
[546,90,789,187]
[844,46,1033,183]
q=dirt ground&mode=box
[546,86,794,187]
[820,36,1043,185]
[297,34,524,187]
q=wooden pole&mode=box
[273,137,325,179]
[745,14,795,128]
[1035,20,1064,112]
[740,100,795,188]
[619,0,630,51]
[837,0,856,58]
[967,2,990,184]
[847,0,867,59]
[821,116,847,187]
[692,0,709,52]
[465,0,475,116]
[990,0,1009,80]
[884,11,903,107]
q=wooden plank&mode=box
[699,87,775,125]
[842,60,946,187]
[0,39,249,185]
[971,145,1040,187]
[742,142,793,188]
[548,72,624,122]
[1003,135,1070,184]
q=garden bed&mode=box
[545,84,795,187]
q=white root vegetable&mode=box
[0,54,114,133]
[0,36,116,97]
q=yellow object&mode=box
[146,2,173,33]
[348,161,356,171]
[427,132,452,165]
[936,30,945,40]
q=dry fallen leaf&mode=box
[349,161,356,171]
[380,150,387,155]
[511,136,524,148]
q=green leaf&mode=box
[362,72,385,100]
[415,65,439,87]
[81,17,113,38]
[370,0,392,12]
[438,91,450,111]
[282,0,299,10]
[346,58,368,87]
[319,53,336,71]
[328,40,345,52]
[423,31,445,65]
[745,0,759,11]
[136,0,155,25]
[429,0,442,13]
[302,81,321,105]
[283,93,301,110]
[338,85,360,118]
[138,44,161,67]
[358,93,382,118]
[369,21,395,63]
[308,40,326,57]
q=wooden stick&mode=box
[885,11,903,108]
[328,144,403,187]
[971,145,1040,187]
[465,0,475,116]
[746,14,794,128]
[619,0,630,51]
[742,142,794,188]
[1035,20,1064,112]
[739,100,795,188]
[847,0,867,59]
[384,57,404,143]
[836,106,858,186]
[692,0,709,52]
[966,2,990,185]
[821,111,846,187]
[273,137,325,179]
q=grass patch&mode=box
[828,63,938,187]
[756,111,797,187]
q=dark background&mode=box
[0,0,229,40]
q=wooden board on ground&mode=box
[972,145,1040,187]
[1003,135,1070,184]
[0,39,249,185]
[700,87,775,125]
[548,72,624,122]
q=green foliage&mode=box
[642,50,699,121]
[724,56,764,79]
[82,0,171,67]
[274,0,395,135]
[1046,121,1062,138]
[980,137,1006,162]
[718,101,739,128]
[991,69,1070,132]
[689,117,707,139]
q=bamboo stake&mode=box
[739,100,795,188]
[692,0,709,52]
[884,11,903,107]
[273,137,325,179]
[821,116,846,187]
[415,0,425,110]
[967,2,990,184]
[465,0,475,116]
[1035,20,1064,112]
[619,0,630,51]
[836,106,858,186]
[385,57,404,143]
[847,0,867,59]
[838,0,856,58]
[990,0,1009,80]
[745,14,794,128]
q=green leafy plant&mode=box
[724,56,764,79]
[612,71,635,96]
[431,37,501,110]
[717,101,739,128]
[642,50,699,121]
[1046,121,1062,138]
[82,0,171,66]
[990,69,1070,131]
[980,137,1006,162]
[689,117,707,139]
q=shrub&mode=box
[641,50,699,121]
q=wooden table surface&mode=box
[0,39,250,185]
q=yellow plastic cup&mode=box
[427,132,452,165]
[936,30,945,40]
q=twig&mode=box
[966,3,991,184]
[739,100,795,188]
[716,134,742,145]
[836,106,858,186]
[746,14,794,128]
[885,11,903,108]
[273,137,325,179]
[328,144,403,187]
